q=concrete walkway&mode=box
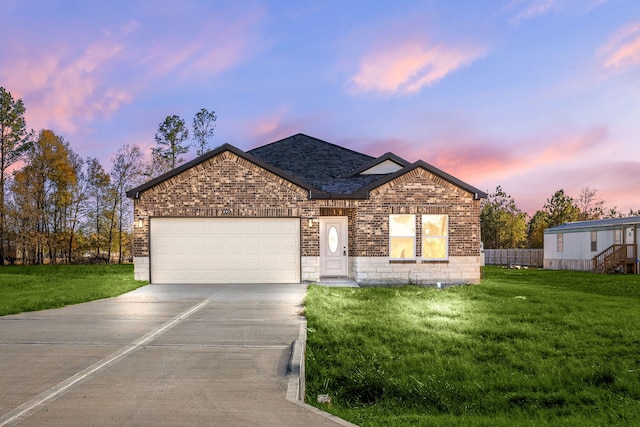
[0,284,354,426]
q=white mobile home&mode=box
[544,216,639,273]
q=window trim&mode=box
[557,233,564,253]
[421,214,449,261]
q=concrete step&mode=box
[314,277,359,287]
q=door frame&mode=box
[319,216,349,277]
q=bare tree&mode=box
[86,157,110,262]
[193,108,217,156]
[108,144,143,263]
[576,187,604,220]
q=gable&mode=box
[365,162,486,201]
[359,159,404,175]
[135,151,309,209]
[368,166,479,201]
[127,143,313,200]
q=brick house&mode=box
[126,134,486,285]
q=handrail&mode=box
[593,244,637,273]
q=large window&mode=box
[422,214,448,260]
[389,214,416,260]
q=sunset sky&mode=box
[1,0,639,214]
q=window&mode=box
[389,214,415,260]
[591,231,597,252]
[557,233,563,252]
[614,229,622,245]
[422,214,448,260]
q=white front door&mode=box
[320,216,348,276]
[625,227,635,244]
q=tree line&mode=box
[3,85,637,263]
[481,186,640,249]
[0,86,216,265]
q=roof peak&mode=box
[248,133,374,190]
[253,133,376,160]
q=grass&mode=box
[0,264,147,316]
[304,267,640,426]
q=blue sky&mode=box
[1,0,639,214]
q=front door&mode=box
[320,216,348,276]
[625,227,635,244]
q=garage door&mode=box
[150,217,300,284]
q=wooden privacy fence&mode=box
[484,249,544,267]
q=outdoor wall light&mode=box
[308,218,313,227]
[136,218,143,228]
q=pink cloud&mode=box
[598,163,640,214]
[507,0,609,26]
[601,22,640,70]
[349,40,485,95]
[344,125,609,214]
[509,159,640,215]
[1,39,132,134]
[242,112,326,150]
[104,20,142,36]
[1,6,267,137]
[382,126,605,181]
[137,8,267,80]
[508,0,561,25]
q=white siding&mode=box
[544,224,639,272]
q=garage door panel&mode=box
[190,235,209,248]
[150,218,300,284]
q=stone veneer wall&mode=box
[301,256,320,282]
[133,256,150,281]
[132,150,482,284]
[352,256,481,285]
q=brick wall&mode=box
[355,168,481,257]
[131,150,482,283]
[133,152,310,257]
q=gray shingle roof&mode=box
[248,134,374,190]
[321,175,388,194]
[127,133,487,200]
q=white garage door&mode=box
[150,217,300,284]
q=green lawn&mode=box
[304,267,640,426]
[0,264,147,316]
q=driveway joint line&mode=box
[0,294,218,426]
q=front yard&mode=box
[0,264,146,316]
[304,267,640,426]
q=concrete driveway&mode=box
[0,284,352,426]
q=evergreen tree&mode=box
[480,186,528,249]
[152,115,190,171]
[543,189,580,228]
[0,87,32,265]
